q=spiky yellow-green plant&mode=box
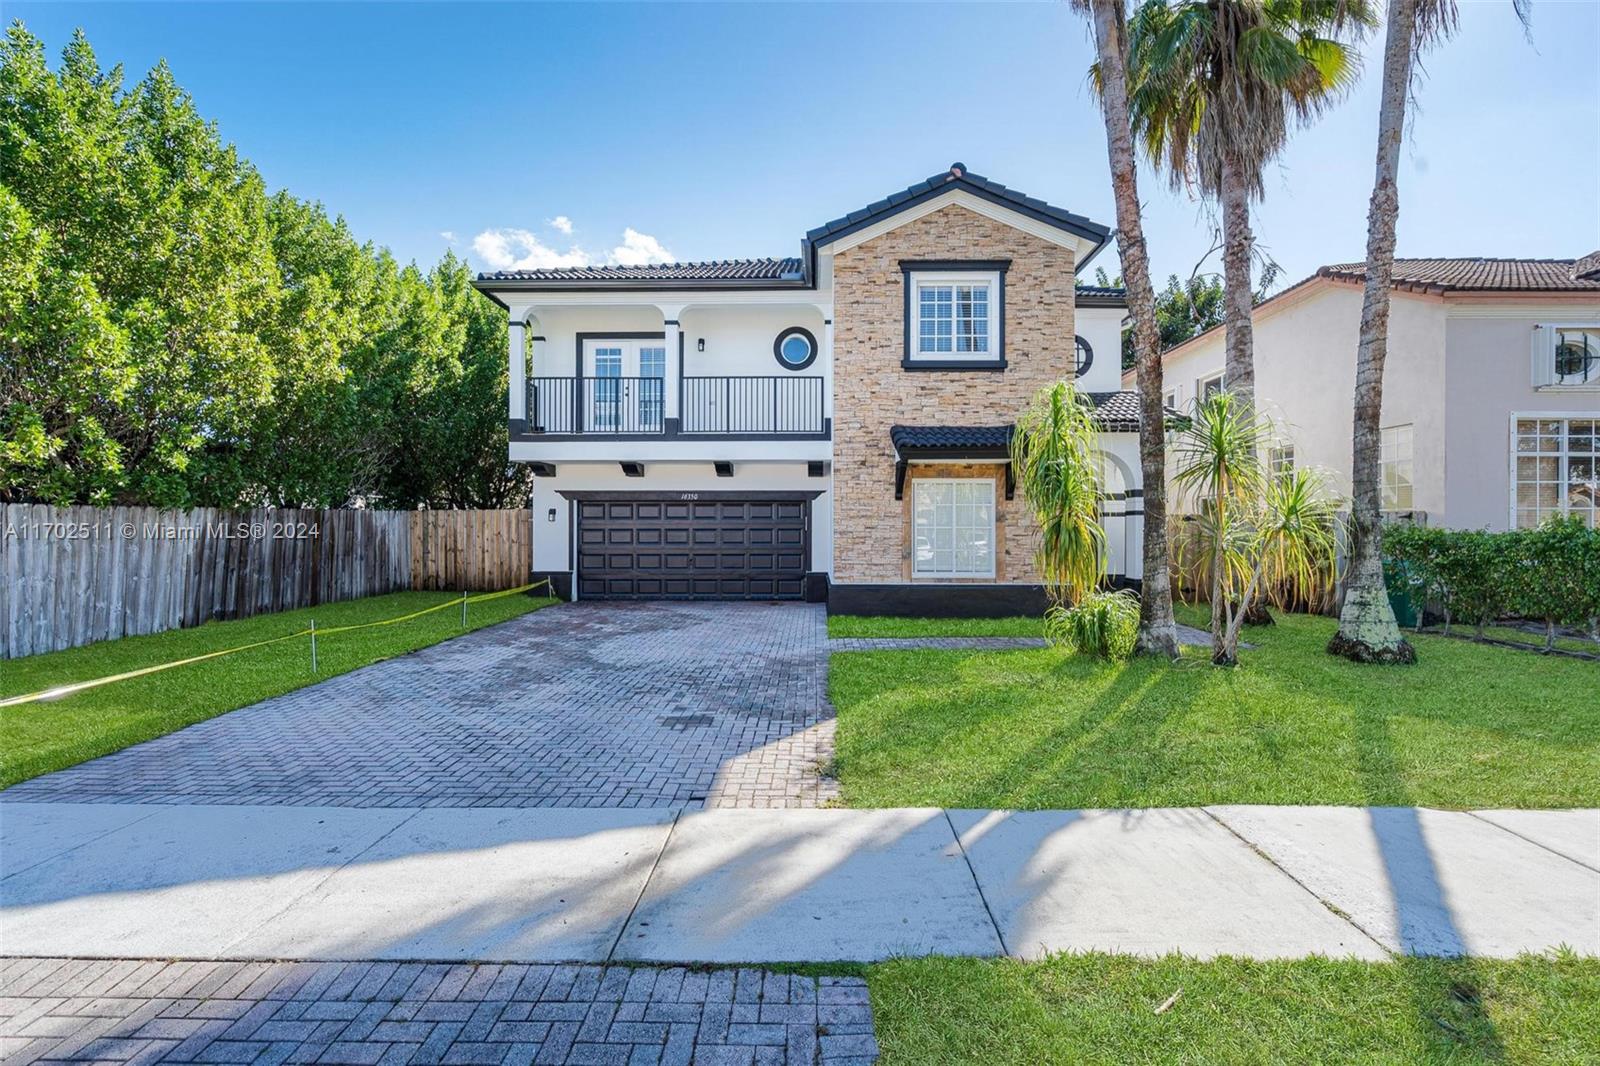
[1174,392,1341,664]
[1010,382,1105,605]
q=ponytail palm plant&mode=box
[1010,381,1105,605]
[1174,392,1340,664]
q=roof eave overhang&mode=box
[471,277,815,297]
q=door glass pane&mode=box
[591,347,623,430]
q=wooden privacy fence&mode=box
[1,505,532,659]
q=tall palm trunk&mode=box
[1089,0,1180,659]
[1218,152,1256,404]
[1328,0,1418,664]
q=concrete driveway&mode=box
[1,602,837,809]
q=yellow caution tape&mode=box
[0,581,551,709]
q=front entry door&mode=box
[583,338,667,432]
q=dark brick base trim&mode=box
[532,570,573,600]
[827,582,1050,618]
[827,578,1143,616]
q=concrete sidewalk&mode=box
[2,803,1595,963]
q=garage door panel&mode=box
[578,496,809,600]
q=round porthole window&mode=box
[1074,335,1094,377]
[774,327,818,371]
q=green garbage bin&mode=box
[1384,560,1420,628]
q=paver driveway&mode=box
[2,602,837,809]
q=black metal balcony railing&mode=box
[525,375,825,436]
[680,376,825,435]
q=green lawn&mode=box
[868,952,1600,1065]
[0,589,556,788]
[830,609,1600,810]
[827,614,1046,638]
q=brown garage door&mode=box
[576,497,809,600]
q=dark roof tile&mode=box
[478,257,803,283]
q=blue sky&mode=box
[11,2,1599,291]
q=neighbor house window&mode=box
[1514,417,1597,528]
[902,262,1007,368]
[1199,373,1225,401]
[1380,424,1414,510]
[912,478,995,578]
[1269,443,1296,481]
[1534,325,1600,388]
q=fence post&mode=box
[461,588,468,628]
[310,618,318,674]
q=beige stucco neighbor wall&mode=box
[830,203,1076,583]
[1442,295,1600,530]
[1156,282,1449,518]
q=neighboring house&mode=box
[473,164,1154,613]
[1127,258,1600,531]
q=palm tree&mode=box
[1329,0,1527,663]
[1174,393,1340,664]
[1010,381,1106,605]
[1080,0,1182,658]
[1127,0,1371,405]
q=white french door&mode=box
[583,339,668,432]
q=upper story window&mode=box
[901,260,1008,370]
[1533,324,1600,388]
[773,327,818,371]
[1199,372,1225,402]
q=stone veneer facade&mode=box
[831,203,1077,583]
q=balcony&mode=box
[525,375,827,438]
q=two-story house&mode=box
[474,164,1153,614]
[1131,258,1600,531]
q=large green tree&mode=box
[1126,0,1370,404]
[0,22,529,511]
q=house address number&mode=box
[679,493,699,500]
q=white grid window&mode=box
[918,283,989,354]
[910,271,999,361]
[1515,417,1598,529]
[912,479,995,578]
[1381,424,1414,511]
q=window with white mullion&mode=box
[911,271,999,361]
[1514,416,1598,529]
[912,478,996,578]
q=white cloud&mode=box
[610,227,673,267]
[439,230,457,244]
[469,224,674,270]
[471,228,591,271]
[547,215,574,235]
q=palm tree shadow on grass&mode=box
[1355,702,1507,1060]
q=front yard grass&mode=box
[867,951,1600,1065]
[0,589,556,788]
[830,608,1599,810]
[827,614,1045,638]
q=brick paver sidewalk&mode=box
[0,959,878,1066]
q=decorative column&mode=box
[508,319,527,425]
[658,304,685,426]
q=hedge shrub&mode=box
[1383,517,1600,649]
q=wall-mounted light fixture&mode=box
[697,338,705,352]
[547,508,557,522]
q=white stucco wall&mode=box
[1442,297,1600,530]
[1074,306,1126,392]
